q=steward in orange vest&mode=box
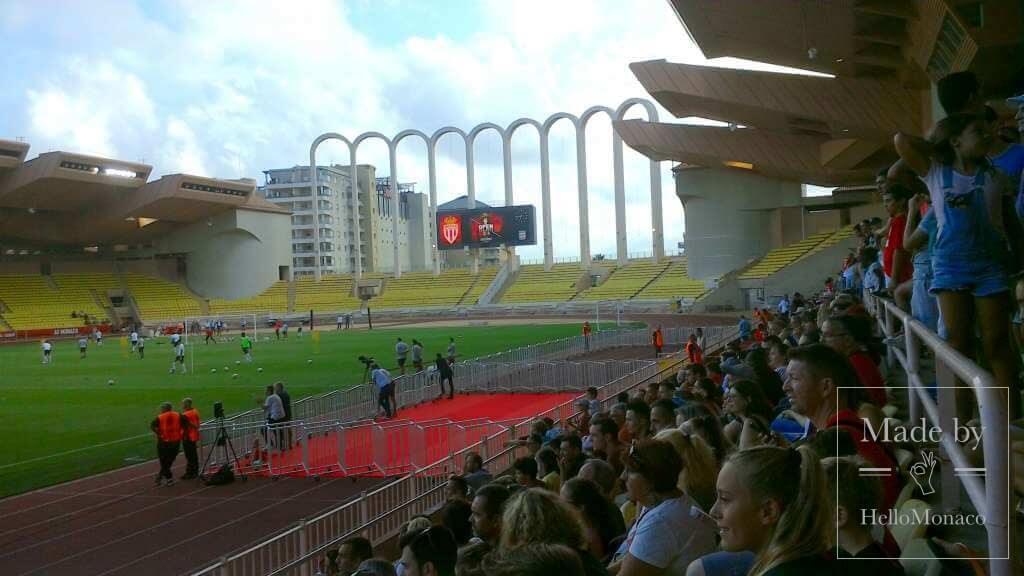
[150,402,188,486]
[652,326,664,356]
[181,398,201,480]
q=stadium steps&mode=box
[498,263,585,303]
[736,231,834,280]
[458,267,499,305]
[287,280,297,313]
[123,274,204,322]
[575,259,671,301]
[293,274,361,314]
[0,314,11,331]
[798,225,855,261]
[633,258,711,301]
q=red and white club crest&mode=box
[440,215,462,245]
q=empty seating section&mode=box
[293,274,361,314]
[124,274,202,320]
[577,260,670,301]
[737,231,833,280]
[371,269,490,309]
[0,275,67,329]
[51,273,120,319]
[802,225,854,258]
[634,258,710,300]
[208,281,289,316]
[500,264,583,303]
[459,267,498,305]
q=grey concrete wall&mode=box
[152,208,291,299]
[676,167,803,280]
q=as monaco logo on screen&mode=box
[440,214,462,246]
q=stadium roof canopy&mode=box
[0,142,288,249]
[618,0,1023,187]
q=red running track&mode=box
[0,392,576,576]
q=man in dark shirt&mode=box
[558,434,587,483]
[436,353,455,399]
[274,381,292,448]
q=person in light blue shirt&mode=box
[737,316,751,341]
[371,364,393,418]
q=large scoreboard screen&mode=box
[436,205,537,250]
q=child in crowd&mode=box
[895,113,1022,420]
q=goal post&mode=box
[178,312,259,375]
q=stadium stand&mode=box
[0,275,74,330]
[369,268,494,309]
[576,259,670,301]
[799,225,855,259]
[293,274,361,314]
[207,280,290,316]
[633,257,710,301]
[458,266,498,305]
[737,231,833,280]
[124,273,203,321]
[499,263,584,303]
[52,272,121,319]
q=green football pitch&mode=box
[0,322,588,497]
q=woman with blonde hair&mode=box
[708,445,832,575]
[499,488,608,576]
[653,429,717,513]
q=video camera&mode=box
[358,355,375,367]
[213,401,225,419]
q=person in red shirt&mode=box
[685,333,703,365]
[821,316,887,407]
[881,183,913,309]
[582,321,592,351]
[784,344,901,556]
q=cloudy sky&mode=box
[0,0,824,262]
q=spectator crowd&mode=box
[312,70,1024,575]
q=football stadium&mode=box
[2,1,1023,575]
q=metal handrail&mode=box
[867,295,1012,575]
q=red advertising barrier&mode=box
[0,324,113,344]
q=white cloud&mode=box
[3,0,801,260]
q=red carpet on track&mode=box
[244,393,577,478]
[397,392,577,422]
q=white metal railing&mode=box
[202,326,712,443]
[191,325,737,576]
[867,295,1013,576]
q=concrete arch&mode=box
[310,133,357,281]
[305,97,664,280]
[614,98,664,262]
[506,118,553,269]
[352,132,404,277]
[427,127,470,274]
[392,129,433,274]
[467,122,509,204]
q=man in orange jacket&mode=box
[181,397,201,480]
[652,325,664,357]
[150,402,189,486]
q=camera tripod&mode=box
[199,417,247,481]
